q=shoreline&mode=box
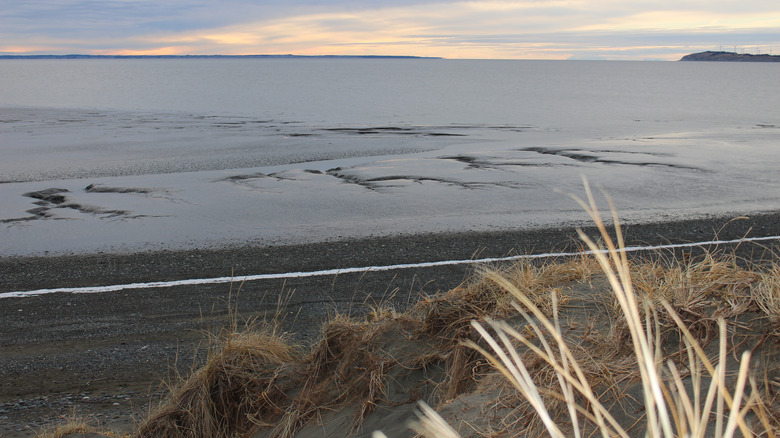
[4,211,780,294]
[2,213,780,436]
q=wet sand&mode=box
[5,106,780,258]
[1,213,780,436]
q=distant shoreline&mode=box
[680,51,780,62]
[0,54,442,60]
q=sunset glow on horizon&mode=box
[2,1,779,60]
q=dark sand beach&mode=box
[2,212,779,436]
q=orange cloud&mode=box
[167,1,731,59]
[0,45,60,54]
[573,9,780,31]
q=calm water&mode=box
[3,58,779,130]
[1,59,779,255]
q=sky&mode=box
[2,0,780,60]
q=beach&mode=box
[2,59,780,436]
[2,213,779,436]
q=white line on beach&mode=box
[3,235,779,299]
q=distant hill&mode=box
[0,54,441,60]
[680,51,780,62]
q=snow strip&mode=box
[3,235,779,299]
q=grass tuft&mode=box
[35,416,120,438]
[134,326,298,437]
[754,265,780,326]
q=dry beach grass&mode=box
[31,188,780,438]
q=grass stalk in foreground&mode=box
[415,181,765,438]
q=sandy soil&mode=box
[2,213,779,436]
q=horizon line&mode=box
[0,53,683,62]
[0,53,444,60]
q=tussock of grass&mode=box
[754,265,780,326]
[135,327,299,437]
[35,416,119,437]
[272,315,396,437]
[419,256,597,340]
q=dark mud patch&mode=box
[59,203,134,219]
[1,189,72,222]
[84,184,154,194]
[3,188,144,224]
[366,175,528,190]
[325,170,380,191]
[442,155,562,170]
[591,148,674,157]
[222,173,268,182]
[323,126,466,137]
[23,188,69,205]
[1,215,45,224]
[521,147,705,171]
[221,172,296,183]
[325,169,528,191]
[24,207,54,219]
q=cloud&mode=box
[2,0,779,59]
[173,1,780,59]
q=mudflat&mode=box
[1,213,779,436]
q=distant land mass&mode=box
[680,51,780,62]
[0,54,441,60]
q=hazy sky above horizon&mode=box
[2,1,780,60]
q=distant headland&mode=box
[680,51,780,62]
[0,54,441,60]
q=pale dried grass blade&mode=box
[408,401,462,438]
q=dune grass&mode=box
[122,254,606,438]
[37,185,780,438]
[413,182,780,438]
[135,328,298,437]
[134,238,777,437]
